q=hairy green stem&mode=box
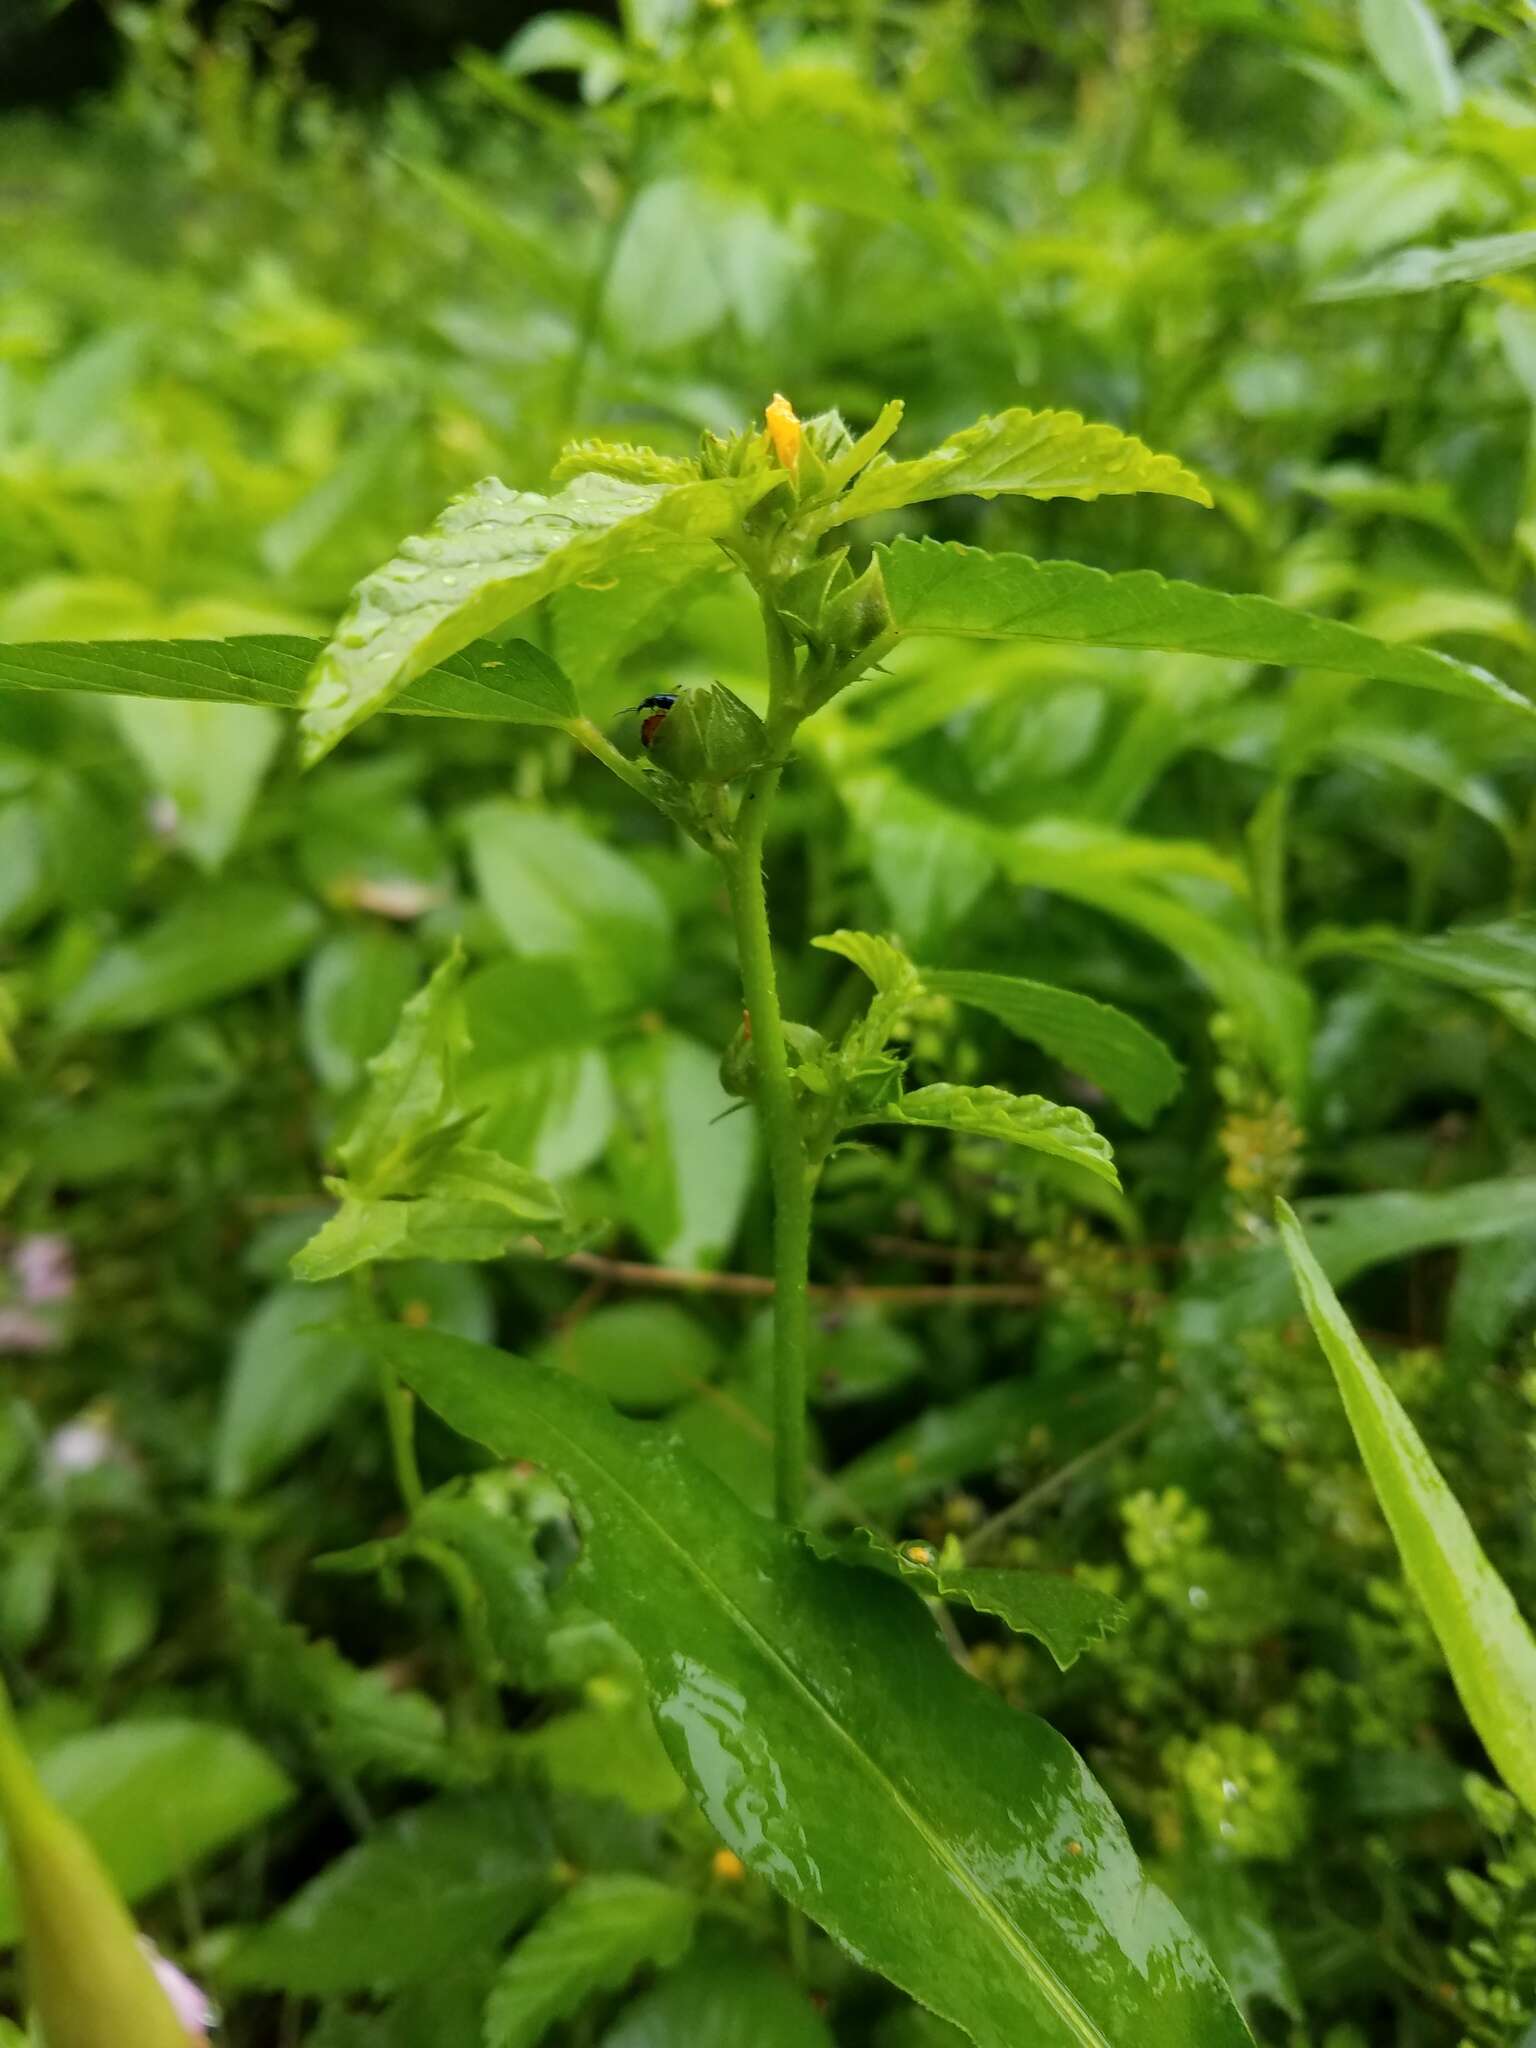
[725,760,814,1524]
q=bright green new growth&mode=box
[1277,1201,1536,1819]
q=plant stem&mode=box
[352,1270,424,1514]
[724,758,814,1525]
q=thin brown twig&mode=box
[562,1250,1050,1308]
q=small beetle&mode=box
[629,692,678,748]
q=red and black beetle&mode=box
[630,692,678,748]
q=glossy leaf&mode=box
[878,537,1530,717]
[299,472,762,763]
[228,1789,556,1995]
[1311,228,1536,301]
[370,1323,1251,2048]
[1277,1201,1536,1818]
[1156,1852,1298,2025]
[806,1528,1125,1670]
[0,633,578,724]
[600,1935,835,2047]
[484,1876,698,2048]
[864,1082,1120,1188]
[56,882,321,1032]
[923,968,1181,1127]
[0,1720,293,1943]
[821,409,1212,528]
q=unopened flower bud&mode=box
[765,393,802,471]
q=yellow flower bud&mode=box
[0,1697,189,2048]
[765,393,802,470]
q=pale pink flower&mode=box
[13,1235,74,1306]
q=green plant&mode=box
[5,2,1536,2041]
[7,374,1530,2040]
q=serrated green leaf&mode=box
[370,1323,1249,2048]
[865,1082,1120,1188]
[484,1876,698,2048]
[552,439,700,486]
[57,881,322,1032]
[0,633,579,725]
[878,537,1530,716]
[812,928,922,1059]
[821,409,1211,529]
[290,1177,567,1282]
[0,1720,293,1945]
[228,1790,557,1996]
[1312,228,1536,301]
[805,1529,1126,1670]
[235,1593,471,1786]
[300,472,762,763]
[1277,1200,1536,1819]
[922,968,1182,1127]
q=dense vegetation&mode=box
[3,3,1536,2043]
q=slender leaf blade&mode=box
[922,968,1182,1127]
[1276,1201,1536,1818]
[878,538,1530,716]
[370,1323,1250,2048]
[0,634,579,726]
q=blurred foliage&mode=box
[2,0,1536,2042]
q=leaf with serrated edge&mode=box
[878,537,1530,716]
[865,1082,1120,1188]
[1277,1201,1536,1818]
[923,968,1182,1127]
[0,634,578,725]
[820,409,1211,528]
[484,1876,697,2048]
[300,472,764,763]
[806,1528,1126,1670]
[367,1322,1249,2048]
